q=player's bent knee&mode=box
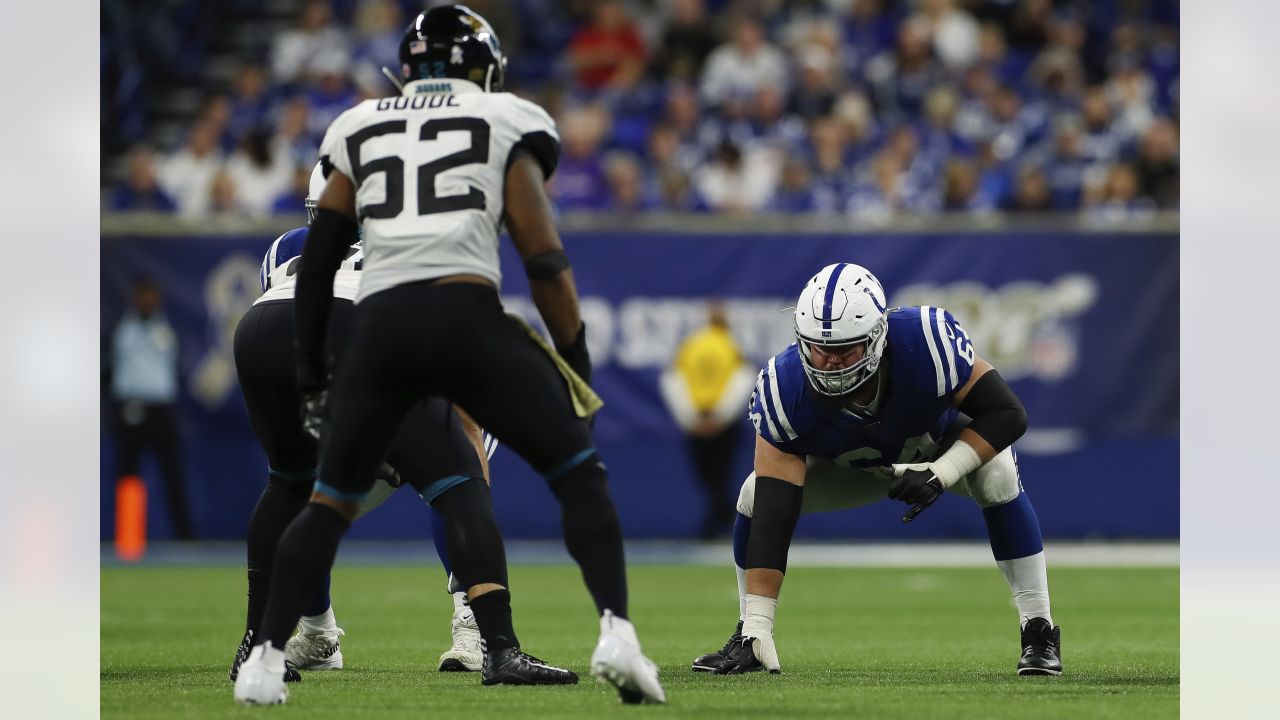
[308,489,362,522]
[735,472,757,518]
[964,448,1021,508]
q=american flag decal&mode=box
[409,40,427,54]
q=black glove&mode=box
[886,466,945,524]
[556,322,592,386]
[300,388,329,440]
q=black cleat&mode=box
[230,630,302,683]
[691,621,743,673]
[712,636,771,675]
[481,646,579,686]
[1017,618,1063,676]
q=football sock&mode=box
[549,455,629,620]
[982,493,1052,627]
[258,503,350,649]
[430,505,453,579]
[432,479,509,590]
[733,512,752,621]
[299,605,337,636]
[469,589,518,653]
[244,476,312,636]
[452,590,468,610]
[302,572,332,619]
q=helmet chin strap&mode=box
[381,66,405,92]
[845,367,886,416]
[484,64,494,92]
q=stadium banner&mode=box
[101,230,1178,540]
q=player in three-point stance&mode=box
[691,263,1062,677]
[234,5,664,706]
[229,163,501,686]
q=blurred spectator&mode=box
[694,139,779,214]
[864,16,943,125]
[551,105,613,210]
[271,0,350,85]
[1005,0,1052,51]
[210,170,239,215]
[1106,56,1157,138]
[272,96,319,168]
[918,0,979,71]
[603,151,654,212]
[349,0,404,96]
[840,0,897,72]
[1003,164,1052,213]
[224,64,272,147]
[700,15,789,112]
[305,58,360,143]
[1084,162,1155,222]
[1042,114,1089,210]
[768,156,819,213]
[1079,85,1128,163]
[568,0,647,95]
[806,115,860,213]
[1135,118,1179,208]
[223,131,296,218]
[108,146,178,212]
[107,278,193,540]
[789,44,840,120]
[941,158,993,214]
[658,302,755,539]
[272,165,314,215]
[157,120,225,218]
[652,0,718,84]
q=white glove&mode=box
[741,594,781,673]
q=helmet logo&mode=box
[450,45,464,64]
[862,287,885,313]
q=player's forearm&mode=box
[931,370,1028,488]
[528,271,583,349]
[293,209,353,389]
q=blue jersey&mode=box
[749,306,976,468]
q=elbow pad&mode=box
[958,370,1028,453]
[745,476,803,572]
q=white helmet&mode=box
[794,263,888,397]
[304,162,325,223]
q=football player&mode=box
[229,163,536,687]
[691,263,1062,677]
[234,6,664,706]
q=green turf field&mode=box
[101,564,1178,719]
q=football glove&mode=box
[300,389,329,440]
[886,463,945,523]
[556,322,592,386]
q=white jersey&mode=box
[319,79,560,303]
[254,226,364,305]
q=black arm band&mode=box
[524,249,570,281]
[745,476,803,572]
[294,208,357,391]
[958,370,1028,453]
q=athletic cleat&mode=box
[285,626,345,671]
[1017,617,1063,676]
[438,606,483,672]
[233,642,289,705]
[691,621,744,672]
[230,630,301,683]
[712,636,770,674]
[481,644,579,686]
[590,610,665,704]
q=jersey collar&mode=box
[401,78,485,96]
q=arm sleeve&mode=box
[957,369,1028,453]
[294,209,358,390]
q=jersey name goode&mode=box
[376,94,461,111]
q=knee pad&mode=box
[735,472,757,517]
[962,447,1021,508]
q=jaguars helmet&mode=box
[399,5,506,92]
[793,263,888,397]
[303,161,326,224]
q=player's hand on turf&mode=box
[886,463,945,523]
[300,389,329,440]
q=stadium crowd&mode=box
[104,0,1178,220]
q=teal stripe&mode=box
[543,448,596,480]
[419,475,473,504]
[314,481,367,503]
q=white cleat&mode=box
[590,610,666,704]
[233,642,289,706]
[438,606,483,672]
[284,627,344,671]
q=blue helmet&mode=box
[399,5,506,92]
